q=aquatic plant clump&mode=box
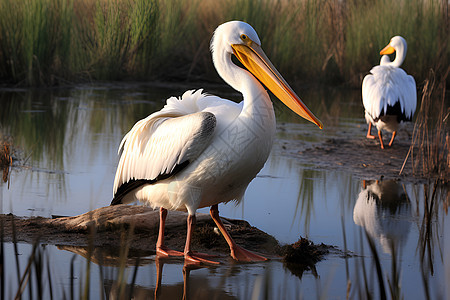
[0,137,12,166]
[0,141,10,166]
[281,237,332,278]
[0,137,12,182]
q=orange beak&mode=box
[380,44,395,55]
[232,42,323,129]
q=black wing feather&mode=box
[111,160,190,205]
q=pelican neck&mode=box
[213,49,273,114]
[387,45,406,68]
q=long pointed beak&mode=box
[380,44,395,55]
[232,42,323,129]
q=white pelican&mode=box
[111,21,322,263]
[362,36,417,149]
[110,21,322,265]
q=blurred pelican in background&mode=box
[362,36,416,149]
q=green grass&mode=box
[0,0,448,86]
[344,0,448,85]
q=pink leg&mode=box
[183,214,220,265]
[388,131,397,147]
[210,204,267,262]
[378,130,385,149]
[156,207,183,257]
[366,123,376,139]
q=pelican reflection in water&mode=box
[353,179,412,254]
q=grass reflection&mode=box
[0,86,170,216]
[415,181,448,300]
[293,169,322,236]
[0,87,167,169]
[274,86,363,128]
[0,90,68,169]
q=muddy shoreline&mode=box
[274,120,432,185]
[0,205,333,272]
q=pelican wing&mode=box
[362,66,416,121]
[112,106,216,203]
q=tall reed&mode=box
[0,0,74,85]
[344,0,448,86]
[0,0,448,86]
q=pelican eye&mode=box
[240,34,248,41]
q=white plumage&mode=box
[111,21,322,264]
[362,36,417,149]
[114,90,221,196]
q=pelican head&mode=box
[211,21,323,129]
[380,36,408,68]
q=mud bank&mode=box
[0,205,333,269]
[275,121,427,183]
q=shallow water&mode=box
[0,84,448,299]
